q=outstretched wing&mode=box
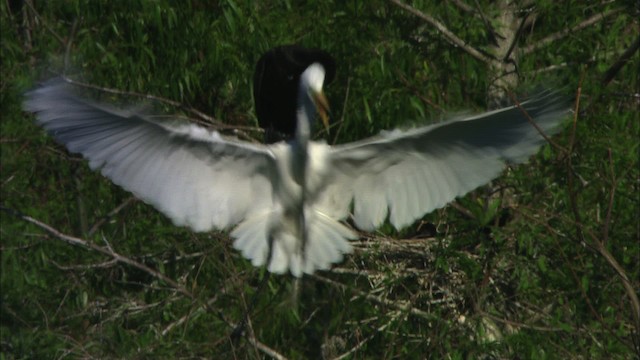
[316,92,569,231]
[24,80,277,232]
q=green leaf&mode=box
[410,96,425,118]
[581,275,590,292]
[363,98,373,124]
[537,255,548,273]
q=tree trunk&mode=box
[486,0,520,108]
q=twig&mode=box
[448,0,474,13]
[522,8,623,55]
[586,224,640,351]
[1,206,289,359]
[162,296,218,336]
[51,258,118,270]
[503,12,530,62]
[567,71,584,160]
[87,197,137,236]
[59,76,263,142]
[396,71,444,112]
[602,35,640,86]
[388,0,494,65]
[57,76,264,143]
[5,208,193,298]
[23,0,65,45]
[602,148,616,246]
[473,0,502,46]
[565,80,587,255]
[60,76,222,125]
[312,274,438,321]
[63,19,79,76]
[246,339,288,360]
[508,91,568,154]
[518,209,638,352]
[332,77,352,144]
[333,310,406,360]
[3,304,32,328]
[479,310,569,332]
[449,201,476,220]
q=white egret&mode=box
[253,45,336,143]
[24,64,568,277]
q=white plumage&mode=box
[24,64,568,276]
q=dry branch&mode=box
[388,0,494,64]
[1,206,288,359]
[522,8,624,55]
[602,35,640,86]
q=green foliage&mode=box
[2,0,638,358]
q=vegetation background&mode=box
[1,0,638,358]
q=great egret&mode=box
[253,45,336,142]
[24,64,568,277]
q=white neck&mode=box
[295,63,326,146]
[295,94,313,146]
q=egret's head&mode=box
[300,63,330,133]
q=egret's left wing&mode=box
[24,79,277,232]
[316,92,569,231]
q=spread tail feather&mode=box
[231,210,356,277]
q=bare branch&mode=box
[448,0,474,13]
[480,311,574,333]
[2,206,289,359]
[473,0,502,45]
[58,76,264,143]
[60,76,221,125]
[507,91,568,154]
[247,339,288,360]
[162,296,217,336]
[87,197,137,236]
[522,8,623,55]
[602,35,640,86]
[503,13,530,61]
[602,149,616,246]
[51,258,118,270]
[312,274,439,321]
[588,229,640,344]
[388,0,494,64]
[7,208,194,298]
[396,71,444,112]
[333,310,406,360]
[23,0,65,45]
[332,77,352,145]
[519,209,637,351]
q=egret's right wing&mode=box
[317,91,569,231]
[24,80,277,232]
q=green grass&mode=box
[1,1,638,358]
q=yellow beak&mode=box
[312,90,330,133]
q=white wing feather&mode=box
[25,80,567,277]
[24,80,356,277]
[316,92,568,231]
[24,80,276,232]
